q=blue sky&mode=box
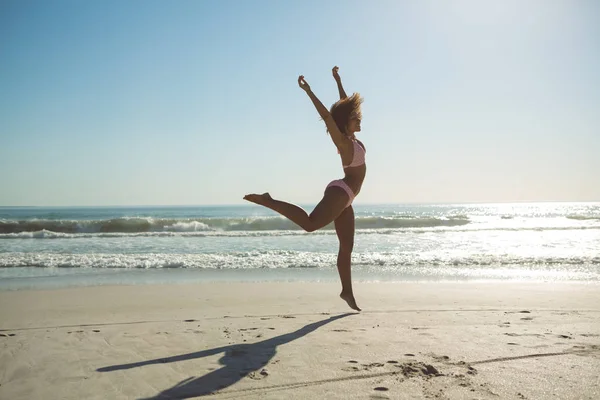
[1,0,598,206]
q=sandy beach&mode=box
[1,282,599,399]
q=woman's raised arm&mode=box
[298,75,346,149]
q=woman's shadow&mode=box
[97,313,354,399]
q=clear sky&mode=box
[1,0,599,206]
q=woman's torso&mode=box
[339,139,366,195]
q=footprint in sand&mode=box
[504,333,544,338]
[343,361,386,372]
[245,369,269,380]
[362,362,385,368]
[395,362,442,377]
[343,361,361,371]
[557,335,572,339]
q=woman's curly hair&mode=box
[328,92,363,136]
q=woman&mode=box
[244,66,366,311]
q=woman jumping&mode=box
[244,66,366,311]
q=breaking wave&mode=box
[0,216,470,235]
[1,251,598,271]
[567,214,600,221]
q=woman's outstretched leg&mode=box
[334,205,360,311]
[244,188,348,233]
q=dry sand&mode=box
[1,282,599,399]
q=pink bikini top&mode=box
[343,140,366,169]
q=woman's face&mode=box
[347,116,361,134]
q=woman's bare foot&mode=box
[340,292,361,311]
[243,192,273,207]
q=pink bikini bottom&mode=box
[326,179,355,208]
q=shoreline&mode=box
[2,266,600,292]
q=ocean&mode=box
[1,202,599,290]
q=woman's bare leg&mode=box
[334,205,360,311]
[244,188,348,232]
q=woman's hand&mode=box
[332,66,341,81]
[298,75,311,92]
[332,66,347,99]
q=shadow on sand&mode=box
[97,313,354,399]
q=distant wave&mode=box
[0,216,470,235]
[1,251,598,270]
[567,214,600,221]
[2,223,600,239]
